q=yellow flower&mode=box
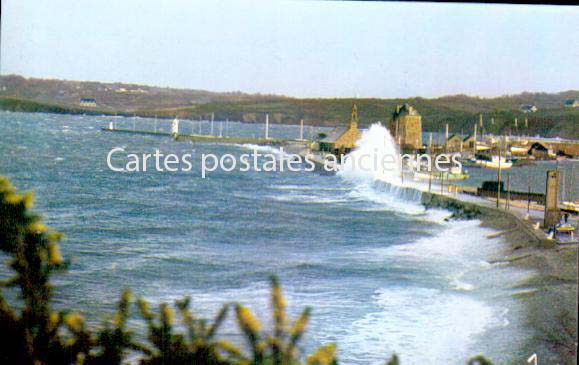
[64,313,84,331]
[22,192,34,209]
[307,344,337,365]
[238,306,261,333]
[290,314,308,336]
[138,298,154,320]
[217,340,243,357]
[113,313,124,327]
[272,286,287,326]
[48,242,62,265]
[162,304,174,326]
[29,223,47,233]
[5,193,20,205]
[49,312,60,328]
[272,286,287,308]
[138,298,149,312]
[121,289,132,303]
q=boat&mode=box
[510,146,528,154]
[556,224,575,233]
[561,201,579,214]
[472,154,513,169]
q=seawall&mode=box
[420,190,549,247]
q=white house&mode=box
[520,104,538,113]
[79,98,97,107]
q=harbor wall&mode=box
[102,127,310,146]
[420,190,550,247]
[421,191,484,220]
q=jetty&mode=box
[102,127,309,146]
[101,115,311,147]
[101,110,576,247]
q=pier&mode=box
[101,112,576,247]
[102,127,310,146]
[101,114,312,147]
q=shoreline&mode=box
[2,110,576,362]
[483,213,577,365]
[421,191,578,364]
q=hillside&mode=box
[1,75,578,138]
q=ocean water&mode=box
[0,112,535,364]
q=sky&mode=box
[1,0,578,98]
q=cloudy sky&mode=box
[2,0,578,97]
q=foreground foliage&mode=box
[0,177,493,364]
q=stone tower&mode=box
[390,104,423,151]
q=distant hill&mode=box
[1,75,578,138]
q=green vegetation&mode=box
[3,94,578,139]
[1,75,578,138]
[0,175,497,364]
[0,97,89,115]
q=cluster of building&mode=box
[316,102,579,161]
[317,103,425,156]
[523,141,579,160]
[519,98,579,113]
[318,105,362,155]
[79,98,97,107]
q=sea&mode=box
[0,111,562,364]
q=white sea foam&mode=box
[334,287,494,365]
[144,185,171,193]
[238,143,285,156]
[340,123,402,185]
[392,219,489,256]
[271,184,348,192]
[449,271,476,291]
[337,123,428,216]
[346,182,426,215]
[266,194,349,205]
[331,123,527,363]
[500,308,510,327]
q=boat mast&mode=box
[479,114,483,140]
[265,114,269,139]
[445,123,449,153]
[496,137,502,208]
[473,123,478,156]
[428,133,433,193]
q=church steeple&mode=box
[350,104,358,129]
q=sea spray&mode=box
[338,123,425,214]
[340,123,402,184]
[2,113,533,365]
[238,143,286,156]
[331,122,527,364]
